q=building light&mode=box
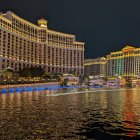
[0,11,85,75]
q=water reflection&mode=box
[0,88,139,139]
[123,89,138,137]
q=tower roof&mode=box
[122,46,135,52]
[38,18,48,28]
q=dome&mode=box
[100,57,106,60]
[38,18,48,28]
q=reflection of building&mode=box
[123,91,137,137]
[0,11,84,75]
[107,46,140,78]
[84,57,107,76]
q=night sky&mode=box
[1,0,140,59]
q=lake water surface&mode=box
[0,88,140,139]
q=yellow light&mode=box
[38,18,47,28]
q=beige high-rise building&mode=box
[84,57,107,77]
[107,46,140,78]
[0,11,84,75]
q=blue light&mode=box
[45,87,49,90]
[39,86,44,91]
[16,87,21,92]
[22,87,27,92]
[33,87,38,91]
[1,89,7,94]
[27,87,33,91]
[9,88,15,93]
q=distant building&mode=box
[61,73,79,85]
[131,79,140,87]
[0,11,84,75]
[89,78,106,86]
[107,46,140,78]
[107,77,126,87]
[84,57,107,77]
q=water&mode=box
[0,88,140,139]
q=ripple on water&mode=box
[0,88,140,139]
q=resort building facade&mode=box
[84,57,107,77]
[0,11,84,75]
[107,46,140,78]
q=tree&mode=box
[19,67,32,78]
[30,67,45,77]
[52,73,62,82]
[79,75,89,84]
[20,67,45,78]
[0,70,5,84]
[60,78,69,86]
[125,77,132,87]
[0,67,14,84]
[43,74,51,79]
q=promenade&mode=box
[0,82,59,90]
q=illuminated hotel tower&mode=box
[107,46,140,78]
[0,11,84,75]
[84,57,107,76]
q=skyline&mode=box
[1,0,140,58]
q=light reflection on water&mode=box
[0,88,140,139]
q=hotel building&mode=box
[84,57,107,77]
[107,46,140,78]
[0,11,84,75]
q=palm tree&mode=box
[52,73,62,82]
[0,70,6,84]
[0,67,14,86]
